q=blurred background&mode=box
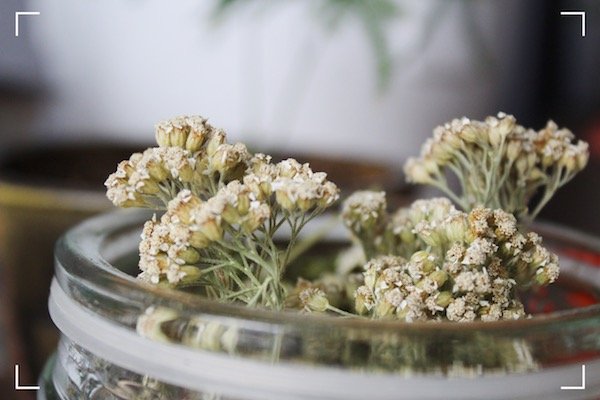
[1,0,599,398]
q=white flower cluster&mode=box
[106,115,252,209]
[105,147,196,208]
[138,213,200,284]
[342,195,461,258]
[155,115,224,152]
[269,158,340,213]
[108,115,340,291]
[341,191,387,235]
[138,185,271,284]
[355,254,450,322]
[403,113,589,220]
[351,196,559,322]
[392,197,461,249]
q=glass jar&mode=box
[41,210,600,399]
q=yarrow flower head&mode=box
[354,254,450,322]
[105,147,196,208]
[346,194,559,322]
[110,112,571,330]
[155,115,223,152]
[108,115,339,309]
[342,191,387,234]
[137,214,201,285]
[271,159,339,212]
[403,113,589,221]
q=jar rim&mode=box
[54,209,600,333]
[49,209,600,397]
[48,278,600,399]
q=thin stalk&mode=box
[527,171,560,221]
[326,305,361,318]
[429,178,468,210]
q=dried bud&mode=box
[240,203,270,233]
[444,213,468,243]
[409,251,436,274]
[558,152,577,172]
[185,116,211,152]
[317,181,340,208]
[534,263,559,286]
[575,142,590,170]
[210,143,250,178]
[404,158,432,184]
[459,124,480,143]
[136,307,179,342]
[166,190,202,224]
[428,270,448,287]
[178,265,203,284]
[206,129,227,156]
[300,288,330,312]
[274,187,296,211]
[177,248,201,265]
[506,140,522,162]
[189,231,210,249]
[435,291,453,308]
[354,286,375,315]
[342,191,387,235]
[487,113,514,147]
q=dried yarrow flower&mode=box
[286,276,357,317]
[105,147,196,208]
[112,112,571,329]
[108,115,340,310]
[155,115,222,152]
[348,196,559,322]
[271,159,339,212]
[342,191,387,234]
[341,191,387,259]
[403,113,589,221]
[354,253,524,322]
[354,255,450,322]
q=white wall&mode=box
[28,0,522,162]
[1,0,41,86]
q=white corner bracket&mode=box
[560,364,586,391]
[560,11,586,37]
[14,364,40,391]
[15,11,41,37]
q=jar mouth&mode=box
[50,209,600,395]
[47,279,600,400]
[55,209,600,332]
